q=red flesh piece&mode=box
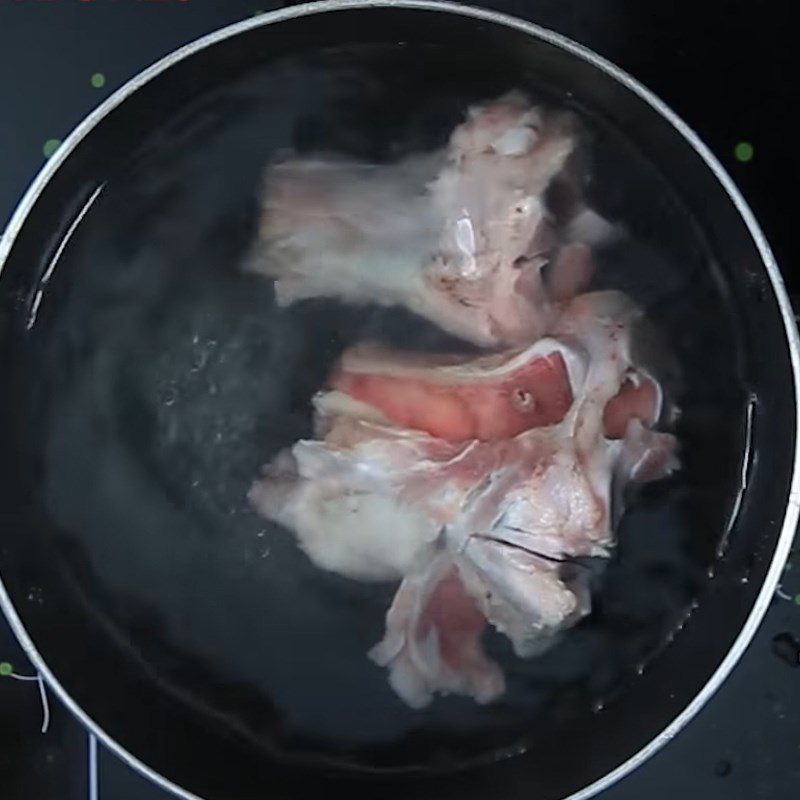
[418,567,488,671]
[330,352,573,442]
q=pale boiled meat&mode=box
[246,92,585,346]
[368,552,505,709]
[248,443,440,582]
[248,292,678,706]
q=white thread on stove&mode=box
[8,672,38,681]
[37,674,50,734]
[775,584,793,601]
[5,670,50,733]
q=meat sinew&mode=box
[248,292,678,707]
[246,92,595,346]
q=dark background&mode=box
[0,1,797,798]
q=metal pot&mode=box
[1,3,797,799]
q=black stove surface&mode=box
[0,2,798,799]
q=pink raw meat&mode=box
[368,554,505,709]
[246,92,593,346]
[329,339,580,441]
[249,292,678,706]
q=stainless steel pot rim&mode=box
[0,3,797,800]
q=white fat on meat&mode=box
[333,337,588,392]
[248,443,440,582]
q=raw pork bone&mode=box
[325,314,665,445]
[248,292,679,707]
[246,91,596,347]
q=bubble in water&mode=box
[27,587,44,605]
[492,742,529,762]
[191,350,208,372]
